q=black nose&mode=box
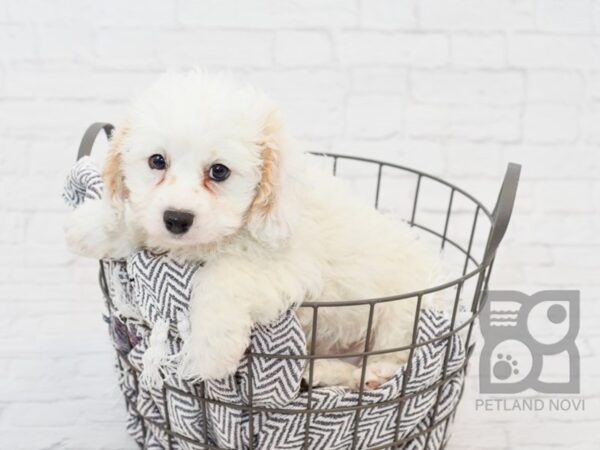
[163,210,195,235]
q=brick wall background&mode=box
[0,1,598,449]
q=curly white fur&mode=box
[65,70,443,390]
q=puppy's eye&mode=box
[208,163,231,182]
[148,154,167,170]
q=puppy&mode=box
[65,71,441,390]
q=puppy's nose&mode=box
[163,210,195,235]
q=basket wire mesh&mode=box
[81,123,519,450]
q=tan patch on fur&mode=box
[102,125,129,200]
[248,109,283,219]
[251,146,278,217]
[202,175,216,194]
[155,173,168,186]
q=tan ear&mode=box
[102,126,129,200]
[246,110,297,246]
[251,133,279,219]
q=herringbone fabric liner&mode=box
[65,158,466,450]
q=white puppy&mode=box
[65,71,441,390]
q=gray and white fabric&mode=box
[65,158,466,450]
[63,156,104,208]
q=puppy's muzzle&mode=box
[163,210,195,235]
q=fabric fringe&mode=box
[170,313,203,383]
[140,318,171,388]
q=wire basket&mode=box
[76,123,520,450]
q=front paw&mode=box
[181,342,246,381]
[65,199,131,259]
[184,267,254,381]
[64,203,106,258]
[178,312,251,381]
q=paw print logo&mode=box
[480,290,580,394]
[494,354,519,380]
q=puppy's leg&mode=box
[184,254,307,381]
[304,359,356,388]
[182,282,253,381]
[352,302,416,390]
[65,199,133,259]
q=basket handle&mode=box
[76,122,115,161]
[483,162,521,264]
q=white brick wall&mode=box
[0,1,598,449]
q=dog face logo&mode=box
[479,290,580,394]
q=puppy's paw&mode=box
[182,296,252,381]
[65,199,131,259]
[351,361,402,391]
[65,201,108,258]
[180,345,243,381]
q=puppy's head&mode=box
[103,71,298,253]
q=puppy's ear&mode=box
[102,125,129,201]
[246,110,299,247]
